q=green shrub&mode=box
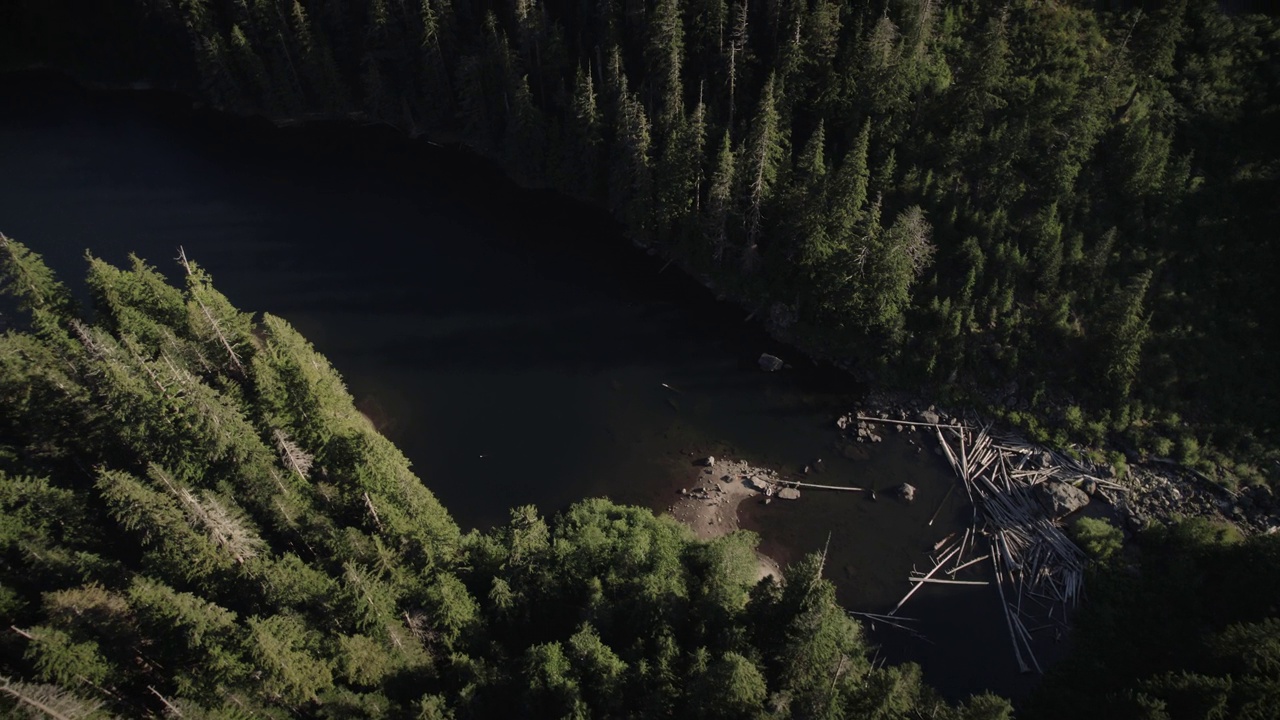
[1071,517,1123,562]
[1177,435,1200,464]
[1063,405,1084,433]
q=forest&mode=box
[2,0,1280,715]
[3,0,1277,488]
[3,236,1280,717]
[0,236,1022,716]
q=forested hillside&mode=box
[1029,517,1280,720]
[5,0,1275,486]
[1,236,1020,717]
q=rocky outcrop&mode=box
[1034,481,1090,518]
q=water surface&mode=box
[0,72,1055,701]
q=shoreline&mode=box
[666,457,785,583]
[847,391,1280,537]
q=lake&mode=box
[0,70,1058,702]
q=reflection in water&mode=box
[0,72,1053,702]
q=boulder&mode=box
[1034,480,1091,517]
[897,483,917,503]
[778,488,801,500]
[918,410,941,425]
[702,456,716,467]
[758,353,785,372]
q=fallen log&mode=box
[947,553,989,576]
[927,485,957,526]
[890,545,960,616]
[992,551,1031,673]
[856,416,965,430]
[779,481,866,492]
[909,577,990,586]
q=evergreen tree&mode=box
[645,0,684,132]
[705,130,737,263]
[1095,270,1153,402]
[0,235,78,336]
[741,73,786,270]
[565,65,603,199]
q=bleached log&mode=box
[928,485,957,526]
[855,416,964,429]
[782,481,866,492]
[992,551,1031,673]
[1011,609,1043,674]
[947,553,989,576]
[909,578,989,586]
[890,545,960,616]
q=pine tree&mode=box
[608,91,654,241]
[0,234,77,336]
[645,0,684,132]
[178,250,255,379]
[18,626,112,689]
[827,119,871,246]
[654,95,707,240]
[247,613,335,705]
[1095,270,1153,401]
[741,74,786,269]
[724,0,749,129]
[705,130,737,263]
[566,65,603,199]
[0,675,110,719]
[784,120,830,268]
[95,468,235,589]
[565,623,626,713]
[523,642,588,718]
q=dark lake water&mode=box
[0,72,1056,702]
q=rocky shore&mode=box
[667,456,784,582]
[847,391,1280,537]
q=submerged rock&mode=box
[898,483,917,503]
[758,353,785,372]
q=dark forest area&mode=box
[5,0,1278,488]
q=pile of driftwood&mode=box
[859,415,1125,674]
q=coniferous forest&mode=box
[0,237,1016,716]
[3,0,1278,483]
[3,0,1280,717]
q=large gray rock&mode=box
[1034,481,1091,517]
[898,483,917,503]
[758,353,785,372]
[918,409,941,425]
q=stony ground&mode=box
[850,391,1280,537]
[667,457,784,582]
